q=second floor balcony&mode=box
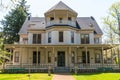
[46,20,76,27]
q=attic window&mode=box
[50,17,54,21]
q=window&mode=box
[48,32,51,43]
[71,51,75,63]
[48,51,51,63]
[71,31,74,43]
[94,38,99,44]
[14,52,19,62]
[81,34,89,44]
[95,53,101,63]
[33,51,40,64]
[82,51,90,63]
[59,18,63,23]
[33,34,41,44]
[68,17,72,21]
[59,31,64,42]
[50,17,54,21]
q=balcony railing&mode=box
[46,20,76,27]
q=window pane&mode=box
[37,34,41,44]
[59,31,63,42]
[48,51,51,63]
[95,53,101,63]
[71,32,74,43]
[14,52,19,62]
[81,34,89,44]
[48,32,51,43]
[71,51,75,63]
[33,34,37,44]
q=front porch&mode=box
[4,44,120,72]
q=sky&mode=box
[0,0,119,28]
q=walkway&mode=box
[52,73,75,80]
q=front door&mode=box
[57,51,65,67]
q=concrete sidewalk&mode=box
[52,73,75,80]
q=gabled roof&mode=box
[45,1,77,14]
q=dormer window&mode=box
[68,17,72,21]
[50,17,54,21]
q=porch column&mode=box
[45,47,47,64]
[69,47,71,67]
[52,47,55,66]
[20,47,23,67]
[101,47,104,67]
[85,47,88,64]
[118,46,120,68]
[26,48,28,64]
[36,47,38,65]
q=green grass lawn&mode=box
[73,73,120,80]
[0,73,53,80]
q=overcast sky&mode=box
[0,0,119,28]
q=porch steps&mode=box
[54,67,70,73]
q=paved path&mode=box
[52,73,75,80]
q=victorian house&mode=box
[5,1,120,72]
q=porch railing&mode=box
[5,64,53,69]
[71,64,119,69]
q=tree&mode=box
[1,0,29,44]
[102,1,120,44]
[0,38,11,72]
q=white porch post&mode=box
[69,47,71,67]
[20,47,23,67]
[52,47,55,66]
[45,47,47,64]
[101,47,104,67]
